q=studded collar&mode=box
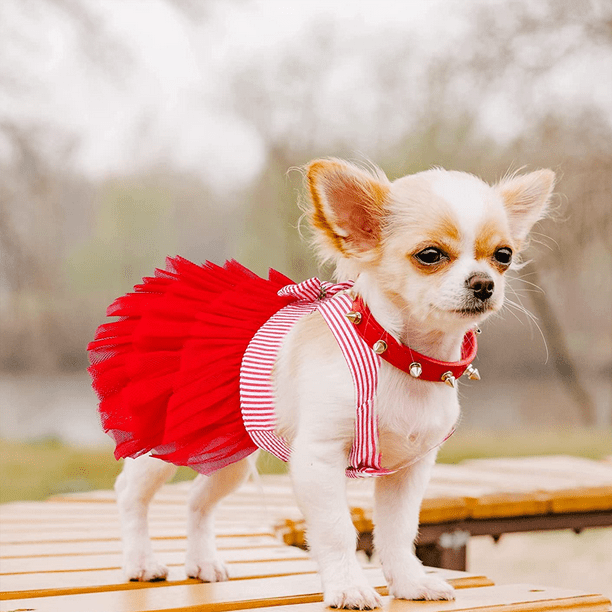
[347,296,480,387]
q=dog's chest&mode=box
[375,362,460,470]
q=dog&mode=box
[96,158,554,609]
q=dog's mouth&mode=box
[454,308,486,318]
[453,300,492,317]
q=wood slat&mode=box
[547,487,612,514]
[1,577,608,612]
[231,585,612,612]
[0,546,310,575]
[0,568,496,612]
[0,557,493,601]
[0,525,274,545]
[0,535,284,559]
[0,559,322,600]
[461,456,612,482]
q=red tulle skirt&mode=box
[88,257,295,474]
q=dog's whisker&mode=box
[509,276,546,293]
[504,297,549,363]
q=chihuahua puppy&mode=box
[113,159,554,609]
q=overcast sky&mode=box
[1,0,610,191]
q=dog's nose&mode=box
[467,273,494,301]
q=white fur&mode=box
[115,160,553,609]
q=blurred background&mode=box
[0,0,611,595]
[1,0,610,442]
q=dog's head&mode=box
[305,159,555,333]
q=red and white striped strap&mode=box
[317,294,392,478]
[240,277,391,478]
[240,278,353,463]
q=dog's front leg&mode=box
[373,452,455,601]
[291,439,382,610]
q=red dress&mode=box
[88,256,294,474]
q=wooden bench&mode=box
[1,455,611,611]
[274,455,612,570]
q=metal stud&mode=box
[409,362,423,378]
[464,364,481,381]
[372,340,387,354]
[475,327,482,335]
[441,371,456,388]
[346,311,362,325]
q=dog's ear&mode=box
[306,159,390,259]
[497,169,555,248]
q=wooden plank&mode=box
[0,535,282,559]
[419,496,472,523]
[0,508,292,529]
[0,568,496,612]
[0,559,321,600]
[548,487,612,514]
[0,547,491,601]
[0,524,274,545]
[230,584,612,612]
[0,518,273,535]
[1,577,608,612]
[0,546,310,575]
[0,502,182,521]
[433,462,610,491]
[461,456,612,485]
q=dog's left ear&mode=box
[497,169,556,248]
[306,159,390,259]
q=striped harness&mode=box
[240,278,392,479]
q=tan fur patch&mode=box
[475,218,513,272]
[407,213,462,275]
[307,160,389,256]
[307,161,347,254]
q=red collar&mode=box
[348,296,479,387]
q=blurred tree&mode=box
[0,0,212,370]
[0,0,609,429]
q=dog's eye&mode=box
[414,247,447,265]
[494,247,513,266]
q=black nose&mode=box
[467,273,494,301]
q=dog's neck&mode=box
[352,276,473,363]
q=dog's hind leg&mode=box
[185,457,250,582]
[115,454,178,581]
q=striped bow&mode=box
[278,278,354,302]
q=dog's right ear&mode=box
[306,159,390,261]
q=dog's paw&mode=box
[325,585,382,610]
[186,558,229,583]
[390,574,455,601]
[124,557,169,582]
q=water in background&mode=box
[1,372,609,448]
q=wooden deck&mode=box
[1,455,611,611]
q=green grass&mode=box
[1,428,610,504]
[437,427,612,464]
[0,438,194,504]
